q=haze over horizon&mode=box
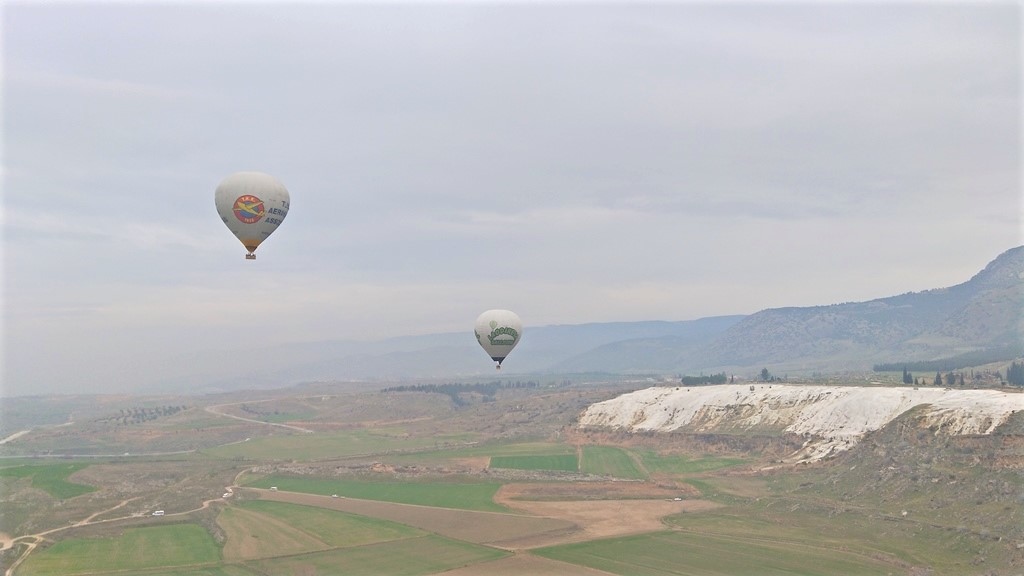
[3,3,1021,396]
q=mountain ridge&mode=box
[152,246,1023,394]
[685,245,1023,373]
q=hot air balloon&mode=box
[474,309,522,370]
[214,172,290,259]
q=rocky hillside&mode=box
[577,384,1024,463]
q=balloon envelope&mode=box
[474,310,522,369]
[214,172,290,259]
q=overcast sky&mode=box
[3,2,1021,397]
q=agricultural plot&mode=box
[0,463,95,499]
[204,429,465,461]
[489,454,578,472]
[447,441,577,458]
[533,529,897,575]
[580,446,645,479]
[117,568,259,576]
[256,490,580,547]
[384,440,575,468]
[245,534,508,576]
[14,524,220,576]
[662,502,1007,573]
[219,500,425,560]
[635,449,745,475]
[246,476,508,512]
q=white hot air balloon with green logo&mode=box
[214,172,290,260]
[474,310,522,370]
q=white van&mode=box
[152,510,165,516]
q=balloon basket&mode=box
[245,253,256,260]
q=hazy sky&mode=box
[3,2,1021,396]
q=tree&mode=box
[934,372,943,386]
[902,368,913,384]
[1008,361,1024,387]
[760,368,771,382]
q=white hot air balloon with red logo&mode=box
[214,172,290,259]
[474,309,523,370]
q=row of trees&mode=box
[383,381,541,406]
[1008,361,1024,386]
[680,372,730,385]
[902,365,1024,387]
[100,405,188,426]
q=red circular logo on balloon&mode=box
[232,195,265,224]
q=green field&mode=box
[580,445,646,479]
[236,499,424,545]
[218,501,417,561]
[0,463,96,499]
[636,450,746,475]
[118,568,259,576]
[383,440,576,468]
[203,429,474,461]
[534,529,896,575]
[489,454,578,471]
[246,476,508,512]
[662,501,995,572]
[246,535,508,576]
[451,441,577,458]
[16,524,220,576]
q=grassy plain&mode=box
[114,568,259,576]
[203,429,474,461]
[246,476,508,512]
[533,529,897,575]
[661,502,993,573]
[0,463,96,499]
[580,445,645,478]
[635,449,746,474]
[15,524,220,576]
[221,500,425,559]
[246,535,508,576]
[489,453,578,471]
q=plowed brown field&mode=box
[250,489,577,549]
[494,483,720,545]
[248,481,720,551]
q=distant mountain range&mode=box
[172,246,1023,393]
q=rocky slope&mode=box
[577,384,1024,462]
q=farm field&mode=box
[489,453,578,471]
[0,463,95,499]
[252,489,579,547]
[533,530,898,576]
[203,428,475,461]
[14,524,220,576]
[3,381,1022,576]
[246,535,508,576]
[580,445,645,478]
[245,476,508,512]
